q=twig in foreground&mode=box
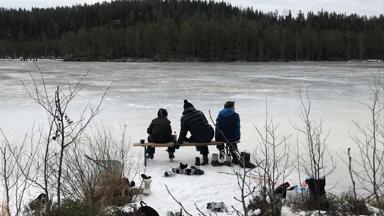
[165,184,193,216]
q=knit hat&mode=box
[183,100,194,109]
[157,108,168,117]
[224,101,235,108]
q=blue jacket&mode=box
[215,108,240,142]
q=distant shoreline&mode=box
[2,57,382,64]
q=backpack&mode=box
[137,201,159,216]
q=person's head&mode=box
[183,100,194,109]
[157,108,168,117]
[224,101,235,109]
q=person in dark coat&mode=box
[147,108,174,159]
[215,101,241,164]
[176,100,214,165]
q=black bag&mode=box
[137,201,159,216]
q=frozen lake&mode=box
[0,59,382,194]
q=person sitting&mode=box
[147,108,175,159]
[176,100,214,165]
[215,101,240,164]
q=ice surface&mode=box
[0,59,382,214]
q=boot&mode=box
[190,166,204,175]
[223,154,232,167]
[164,169,175,177]
[145,153,154,160]
[239,152,256,169]
[168,151,175,161]
[231,151,240,165]
[195,157,200,166]
[211,153,222,166]
[219,150,225,162]
[140,175,152,195]
[172,163,188,174]
[201,155,209,166]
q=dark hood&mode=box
[218,108,235,118]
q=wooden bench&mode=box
[133,141,225,166]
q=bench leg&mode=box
[144,146,147,166]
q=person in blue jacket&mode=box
[215,101,240,164]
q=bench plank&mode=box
[133,141,224,147]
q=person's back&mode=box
[146,108,174,159]
[215,101,240,164]
[147,116,172,143]
[177,100,214,165]
[179,108,213,142]
[215,106,240,142]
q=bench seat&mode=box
[134,141,226,166]
[133,141,225,147]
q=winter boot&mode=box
[211,153,222,166]
[239,152,256,169]
[195,157,201,166]
[171,163,188,174]
[164,169,176,177]
[145,153,154,160]
[190,166,204,175]
[201,155,209,166]
[140,175,152,195]
[231,151,240,165]
[168,151,175,161]
[219,150,225,162]
[223,154,232,167]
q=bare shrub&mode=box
[0,129,34,216]
[61,123,139,208]
[251,101,291,215]
[15,66,109,213]
[288,91,336,213]
[349,77,384,202]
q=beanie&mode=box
[183,100,194,109]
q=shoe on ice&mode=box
[140,178,152,195]
[171,163,188,174]
[223,154,232,167]
[211,153,223,167]
[195,157,200,166]
[190,166,204,175]
[180,162,188,169]
[184,168,192,175]
[231,152,240,165]
[219,150,225,162]
[239,152,256,169]
[145,153,154,160]
[168,152,175,160]
[201,156,209,166]
[164,169,176,177]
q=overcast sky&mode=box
[1,0,383,17]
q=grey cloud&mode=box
[0,0,382,16]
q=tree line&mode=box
[0,0,383,61]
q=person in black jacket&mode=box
[176,100,214,165]
[147,108,174,159]
[215,101,240,164]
